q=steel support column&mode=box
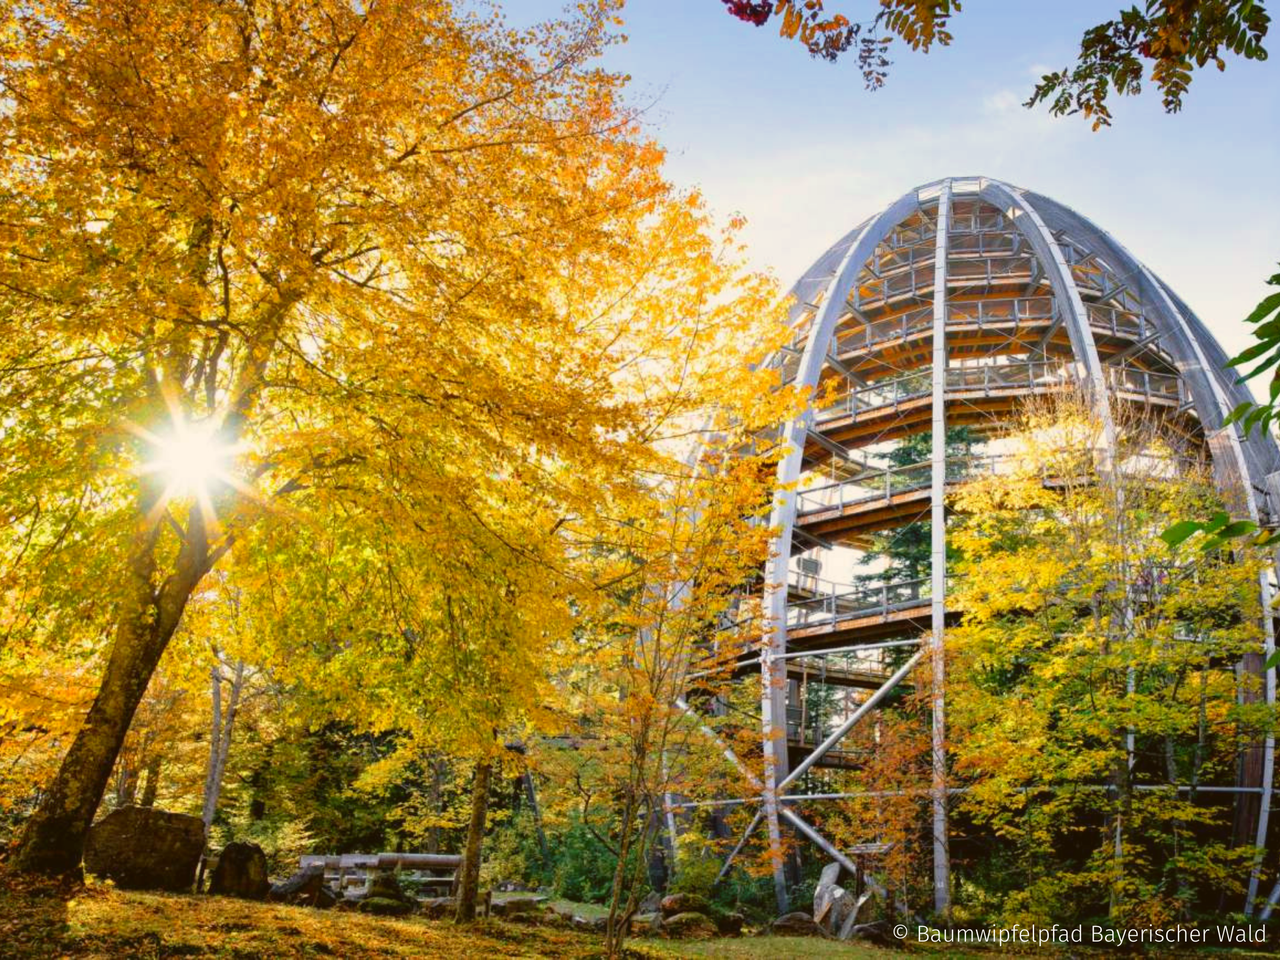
[929,181,952,916]
[778,650,925,791]
[715,810,764,885]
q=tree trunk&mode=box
[15,600,168,872]
[202,663,223,829]
[202,657,245,834]
[427,759,443,855]
[113,756,138,808]
[455,758,492,924]
[139,755,162,807]
[605,786,640,956]
[523,771,549,868]
[14,631,172,874]
[15,502,213,876]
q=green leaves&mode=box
[1160,511,1278,551]
[1215,269,1280,438]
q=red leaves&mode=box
[721,1,773,27]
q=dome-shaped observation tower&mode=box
[682,177,1280,918]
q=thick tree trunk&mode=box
[454,759,492,924]
[15,506,211,875]
[14,598,175,875]
[13,291,294,878]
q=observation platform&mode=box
[800,360,1193,458]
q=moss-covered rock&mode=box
[659,892,710,918]
[663,911,717,940]
[83,807,203,893]
[628,911,663,937]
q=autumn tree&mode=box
[0,0,790,880]
[720,0,956,78]
[946,393,1269,924]
[721,0,1269,128]
[589,444,785,954]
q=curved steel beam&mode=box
[760,187,922,914]
[977,180,1119,456]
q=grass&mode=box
[649,938,926,958]
[1,874,609,959]
[35,873,1269,959]
[0,872,936,958]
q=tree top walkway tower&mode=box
[709,176,1280,918]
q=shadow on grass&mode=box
[0,868,77,958]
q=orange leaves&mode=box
[0,0,798,876]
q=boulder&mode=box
[358,896,414,916]
[315,884,340,910]
[636,891,662,915]
[267,865,326,906]
[663,912,718,940]
[714,910,744,936]
[847,920,898,947]
[208,841,270,900]
[814,886,837,925]
[812,861,845,924]
[659,892,710,918]
[571,914,608,932]
[629,912,663,937]
[770,911,826,937]
[419,896,456,919]
[490,895,546,918]
[813,860,877,939]
[833,890,874,940]
[83,806,204,892]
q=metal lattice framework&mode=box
[679,176,1280,918]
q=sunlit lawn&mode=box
[0,875,966,959]
[10,876,1272,959]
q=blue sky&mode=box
[511,1,1279,375]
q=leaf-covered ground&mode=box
[0,871,950,958]
[0,875,598,959]
[7,875,1275,959]
[0,873,925,958]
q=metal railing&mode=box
[795,454,1004,516]
[815,361,1076,424]
[814,361,1184,425]
[814,369,931,423]
[947,296,1053,326]
[786,575,936,630]
[1104,365,1185,404]
[830,294,1156,362]
[1087,302,1150,340]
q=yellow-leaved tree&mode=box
[947,393,1269,925]
[0,0,789,882]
